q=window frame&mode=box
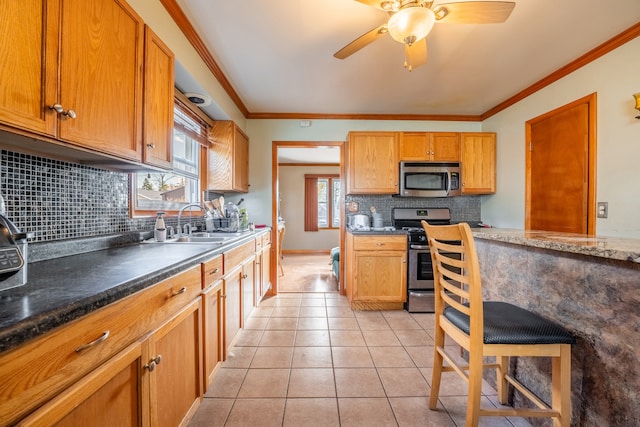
[130,97,210,218]
[304,174,340,231]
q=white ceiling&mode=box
[175,0,640,118]
[171,0,639,164]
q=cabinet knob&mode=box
[242,273,248,279]
[49,104,76,119]
[146,143,156,149]
[75,330,110,353]
[144,355,163,372]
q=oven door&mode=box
[408,244,435,290]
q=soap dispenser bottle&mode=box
[154,211,166,242]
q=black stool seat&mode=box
[444,301,575,345]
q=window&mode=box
[304,174,340,231]
[132,102,207,215]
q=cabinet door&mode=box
[142,26,174,169]
[233,126,249,192]
[261,245,271,298]
[202,284,221,390]
[460,133,496,194]
[58,0,143,161]
[431,132,460,161]
[347,132,398,194]
[399,132,430,161]
[352,250,407,302]
[242,258,256,324]
[223,266,242,359]
[0,0,58,136]
[17,342,144,427]
[147,298,203,427]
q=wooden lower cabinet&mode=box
[241,257,256,325]
[222,265,242,360]
[147,299,203,427]
[345,233,407,310]
[202,283,222,390]
[259,241,272,298]
[18,298,203,427]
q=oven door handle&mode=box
[409,244,430,250]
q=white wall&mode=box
[481,37,640,237]
[279,165,340,251]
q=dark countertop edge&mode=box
[0,229,269,355]
[471,228,640,264]
[346,229,408,235]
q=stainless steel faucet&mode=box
[177,203,204,236]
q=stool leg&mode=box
[466,350,483,427]
[552,344,572,427]
[496,356,509,404]
[429,326,445,409]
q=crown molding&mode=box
[161,3,640,122]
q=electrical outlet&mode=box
[597,202,608,218]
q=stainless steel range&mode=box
[392,207,457,313]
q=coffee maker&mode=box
[0,195,32,291]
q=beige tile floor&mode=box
[188,292,533,427]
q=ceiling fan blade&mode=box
[404,37,427,71]
[433,1,515,24]
[334,24,388,59]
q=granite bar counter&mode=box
[471,228,640,427]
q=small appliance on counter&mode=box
[348,213,371,230]
[0,212,33,291]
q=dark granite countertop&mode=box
[347,228,408,236]
[472,228,640,263]
[0,230,268,355]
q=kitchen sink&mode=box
[145,231,249,245]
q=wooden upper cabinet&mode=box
[0,0,145,162]
[58,0,144,161]
[142,26,174,169]
[460,132,496,194]
[347,132,399,194]
[399,132,460,162]
[0,0,59,136]
[208,121,249,193]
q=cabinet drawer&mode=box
[0,265,201,426]
[202,255,223,289]
[353,236,406,251]
[224,241,255,268]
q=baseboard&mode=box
[282,249,331,255]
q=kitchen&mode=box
[1,1,640,426]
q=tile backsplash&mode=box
[0,150,154,242]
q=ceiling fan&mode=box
[334,1,516,71]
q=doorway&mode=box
[525,93,597,234]
[271,141,345,294]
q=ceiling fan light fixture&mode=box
[387,6,435,45]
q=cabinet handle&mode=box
[208,267,219,275]
[49,104,76,119]
[146,143,156,149]
[171,286,187,297]
[144,355,163,372]
[402,259,407,263]
[75,330,110,353]
[376,243,385,246]
[242,274,248,279]
[221,294,227,298]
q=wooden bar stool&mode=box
[422,221,575,427]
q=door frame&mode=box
[524,92,597,234]
[270,140,345,295]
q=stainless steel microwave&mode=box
[399,162,461,197]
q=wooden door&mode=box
[148,299,202,427]
[241,258,255,324]
[399,132,430,161]
[223,266,242,359]
[58,0,143,161]
[233,127,249,191]
[142,26,174,169]
[526,95,595,234]
[0,0,58,136]
[460,133,496,194]
[353,251,406,302]
[202,284,221,390]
